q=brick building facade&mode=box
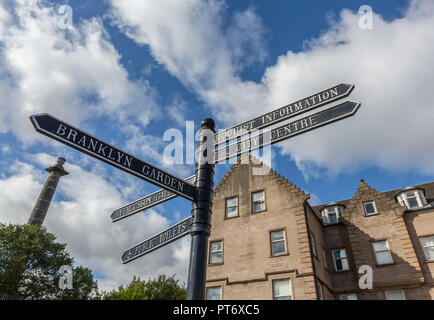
[205,157,434,300]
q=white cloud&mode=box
[0,0,158,142]
[265,1,434,178]
[111,0,434,178]
[109,0,269,126]
[1,144,10,153]
[0,153,191,291]
[0,160,43,224]
[122,123,193,178]
[166,95,189,127]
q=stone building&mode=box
[205,157,434,300]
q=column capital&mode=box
[45,157,69,176]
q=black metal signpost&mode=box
[30,83,361,301]
[114,84,355,213]
[186,118,215,300]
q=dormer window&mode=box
[321,203,344,225]
[406,192,419,208]
[396,187,427,210]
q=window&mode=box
[385,290,406,300]
[323,249,328,269]
[420,236,434,261]
[209,241,223,264]
[310,233,317,257]
[207,287,222,300]
[225,197,238,218]
[339,294,358,300]
[372,241,393,265]
[272,279,292,300]
[270,230,286,256]
[407,192,420,208]
[321,205,344,224]
[325,207,338,223]
[252,190,266,212]
[333,249,349,271]
[363,201,377,215]
[317,281,324,300]
[396,189,427,210]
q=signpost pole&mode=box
[187,118,216,300]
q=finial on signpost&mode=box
[201,118,215,131]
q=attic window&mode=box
[321,205,344,225]
[396,188,427,210]
[363,201,377,215]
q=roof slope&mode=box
[312,180,434,218]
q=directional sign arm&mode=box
[121,216,192,264]
[110,175,196,222]
[215,101,361,163]
[215,83,354,146]
[30,114,196,201]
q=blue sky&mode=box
[1,0,433,291]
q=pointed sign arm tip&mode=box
[29,113,196,201]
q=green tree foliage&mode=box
[0,223,98,300]
[103,275,186,300]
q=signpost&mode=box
[111,175,196,222]
[186,118,215,300]
[215,83,354,145]
[108,85,356,219]
[30,114,195,201]
[121,216,192,264]
[215,101,360,163]
[30,83,361,301]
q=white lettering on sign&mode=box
[142,165,185,192]
[55,124,133,168]
[215,85,344,144]
[123,218,191,262]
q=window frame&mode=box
[363,201,378,216]
[209,240,224,265]
[397,189,427,210]
[385,289,406,300]
[321,205,343,224]
[332,248,350,272]
[339,293,358,300]
[317,281,324,300]
[272,278,293,300]
[310,233,318,258]
[406,192,420,208]
[372,240,394,266]
[225,196,239,219]
[251,190,266,213]
[419,235,434,262]
[322,248,329,270]
[206,286,222,300]
[269,229,288,257]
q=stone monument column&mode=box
[27,157,69,226]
